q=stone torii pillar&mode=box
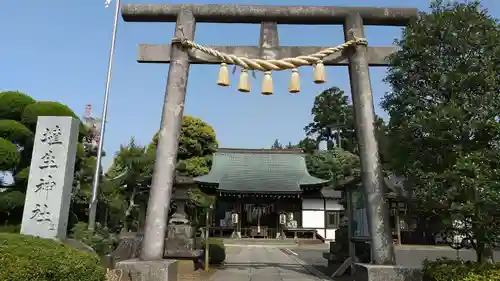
[121,4,417,264]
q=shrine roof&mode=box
[194,148,330,193]
[333,174,409,200]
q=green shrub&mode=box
[0,137,21,170]
[202,238,226,265]
[0,91,36,120]
[70,222,116,256]
[21,101,79,131]
[0,191,25,222]
[0,224,21,233]
[422,258,500,281]
[13,167,30,189]
[0,233,106,281]
[0,120,34,147]
[463,269,500,281]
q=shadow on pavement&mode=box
[218,262,320,277]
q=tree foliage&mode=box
[177,156,211,177]
[0,137,20,171]
[0,91,36,121]
[101,138,152,232]
[271,139,283,149]
[304,87,388,161]
[0,120,33,147]
[149,115,218,178]
[306,148,360,182]
[21,101,79,131]
[305,87,353,151]
[297,137,319,154]
[151,115,218,160]
[382,0,500,262]
[0,190,25,221]
[101,115,218,231]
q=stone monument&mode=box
[20,116,79,240]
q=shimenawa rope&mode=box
[171,33,368,94]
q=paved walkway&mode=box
[207,246,328,281]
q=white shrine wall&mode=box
[301,198,344,241]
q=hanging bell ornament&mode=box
[313,60,326,84]
[217,63,230,86]
[288,68,300,93]
[238,69,250,92]
[261,71,274,95]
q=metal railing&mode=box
[198,226,320,239]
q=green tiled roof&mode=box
[194,148,330,193]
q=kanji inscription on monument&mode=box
[21,116,79,239]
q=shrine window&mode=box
[326,210,344,228]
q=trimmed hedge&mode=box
[202,238,226,265]
[13,167,30,188]
[0,119,34,146]
[0,137,21,170]
[0,91,36,121]
[0,224,21,233]
[21,101,79,131]
[423,258,500,281]
[70,222,115,256]
[0,233,106,281]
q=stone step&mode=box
[222,238,310,245]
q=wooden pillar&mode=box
[238,199,243,238]
[395,209,402,245]
[323,197,327,240]
[140,8,195,261]
[346,189,355,272]
[344,13,395,265]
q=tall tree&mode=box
[271,139,283,149]
[104,115,219,230]
[149,115,218,176]
[382,0,500,263]
[297,137,319,154]
[103,138,152,232]
[305,87,387,159]
[305,87,352,151]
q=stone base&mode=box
[353,263,422,281]
[116,259,178,281]
[60,238,96,253]
[106,233,144,268]
[176,260,197,276]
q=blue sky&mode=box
[1,0,499,170]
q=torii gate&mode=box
[121,4,417,265]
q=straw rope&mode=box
[171,36,367,71]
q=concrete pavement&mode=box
[288,245,500,277]
[207,246,329,281]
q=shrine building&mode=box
[192,148,345,241]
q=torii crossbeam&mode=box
[121,3,417,265]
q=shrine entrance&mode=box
[213,200,284,239]
[211,196,303,239]
[242,203,276,232]
[121,3,417,265]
